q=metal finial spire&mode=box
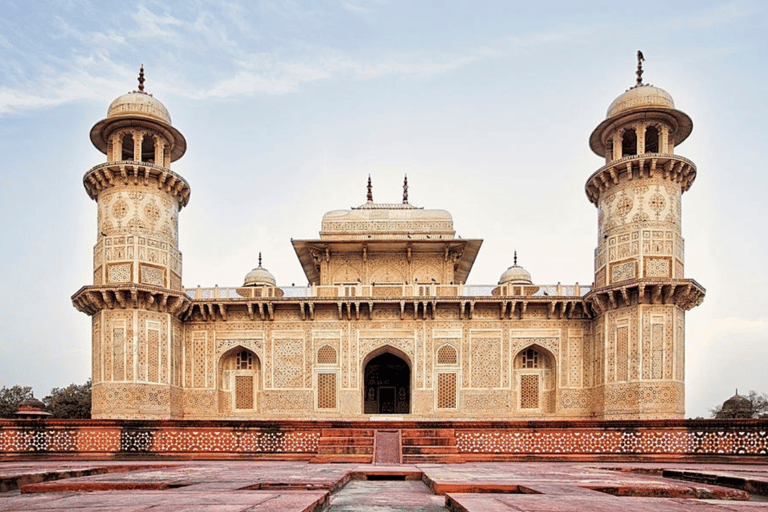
[367,175,373,202]
[258,252,262,267]
[138,64,146,92]
[402,174,408,204]
[514,250,518,266]
[636,51,645,87]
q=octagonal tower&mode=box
[72,68,191,419]
[585,54,704,419]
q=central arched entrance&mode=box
[363,351,411,414]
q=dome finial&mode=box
[514,250,518,266]
[635,50,645,87]
[367,175,373,203]
[138,64,146,92]
[402,174,408,204]
[258,251,262,267]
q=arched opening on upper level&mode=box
[644,125,659,153]
[141,134,156,163]
[621,128,637,157]
[121,133,135,160]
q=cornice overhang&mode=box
[584,278,705,315]
[71,284,192,317]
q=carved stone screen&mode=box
[235,375,254,409]
[520,374,539,409]
[317,373,336,409]
[437,372,457,409]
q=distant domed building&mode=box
[716,391,753,419]
[72,56,705,421]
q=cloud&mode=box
[675,2,749,29]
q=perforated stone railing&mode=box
[184,283,592,300]
[1,420,766,460]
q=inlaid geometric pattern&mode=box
[140,264,164,286]
[107,263,131,283]
[611,260,636,283]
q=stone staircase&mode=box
[401,428,460,464]
[310,428,374,463]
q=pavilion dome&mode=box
[243,255,277,287]
[606,84,675,119]
[106,91,173,125]
[499,254,533,285]
[89,67,187,161]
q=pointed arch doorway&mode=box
[363,350,411,414]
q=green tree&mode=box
[0,385,33,418]
[711,390,768,419]
[44,379,92,419]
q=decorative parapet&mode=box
[83,162,191,208]
[585,278,705,314]
[585,154,696,205]
[178,283,594,321]
[186,283,591,300]
[1,419,766,460]
[71,284,191,317]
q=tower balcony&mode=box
[585,153,696,205]
[83,161,191,207]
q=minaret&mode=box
[585,54,705,419]
[72,67,191,419]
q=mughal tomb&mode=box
[71,59,706,422]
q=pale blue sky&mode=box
[1,0,766,417]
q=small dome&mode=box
[243,254,276,287]
[18,397,47,410]
[499,254,532,285]
[107,91,172,124]
[606,84,675,118]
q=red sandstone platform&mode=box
[2,460,768,511]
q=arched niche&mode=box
[362,346,411,414]
[218,346,261,414]
[512,344,556,414]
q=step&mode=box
[310,454,374,464]
[402,454,462,464]
[401,437,456,446]
[318,437,375,446]
[316,446,373,455]
[402,445,459,455]
[400,429,454,438]
[321,428,375,438]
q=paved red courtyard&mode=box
[1,460,767,511]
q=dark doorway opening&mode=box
[364,352,410,414]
